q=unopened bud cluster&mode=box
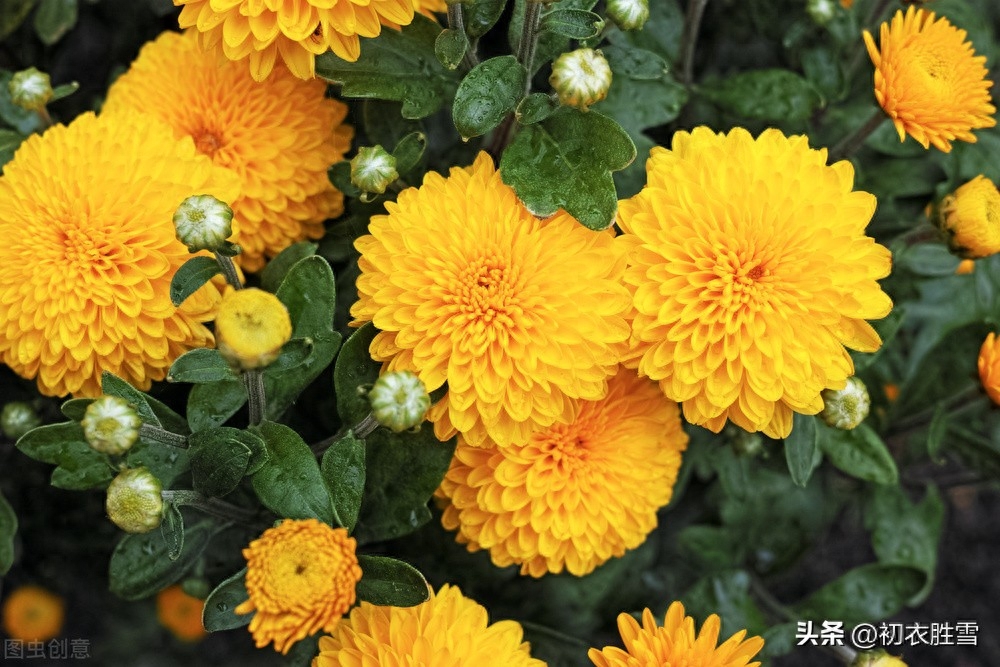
[606,0,649,31]
[820,377,870,430]
[173,194,235,253]
[550,48,612,111]
[82,395,141,455]
[369,370,431,433]
[350,146,398,196]
[9,67,53,112]
[106,467,164,533]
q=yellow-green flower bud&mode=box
[173,194,235,253]
[215,288,292,371]
[807,0,838,25]
[9,68,53,112]
[106,467,164,534]
[933,175,1000,259]
[606,0,649,31]
[350,146,399,196]
[369,370,431,433]
[820,377,870,430]
[2,402,42,440]
[82,395,141,455]
[550,48,613,111]
[852,649,907,667]
[728,427,764,457]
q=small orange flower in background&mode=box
[931,175,1000,259]
[350,152,631,448]
[312,584,545,667]
[104,30,353,272]
[157,586,206,642]
[588,602,764,667]
[883,383,900,403]
[2,585,65,641]
[436,368,688,577]
[840,0,853,8]
[619,127,892,438]
[978,333,1000,405]
[0,110,238,397]
[956,259,976,274]
[235,519,362,654]
[174,0,416,81]
[863,6,996,152]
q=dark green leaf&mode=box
[109,521,214,601]
[540,8,603,39]
[328,161,361,198]
[465,0,507,38]
[33,0,76,45]
[784,414,821,487]
[316,16,460,119]
[0,129,26,170]
[170,256,222,307]
[189,428,261,497]
[435,27,469,70]
[819,423,898,485]
[101,372,161,426]
[334,323,381,426]
[264,338,314,375]
[391,132,426,175]
[16,422,87,465]
[927,403,949,460]
[263,332,342,421]
[275,255,337,338]
[187,380,247,433]
[860,156,945,200]
[700,69,821,122]
[0,490,16,575]
[599,44,669,80]
[508,0,599,75]
[794,564,927,624]
[50,455,115,490]
[515,92,557,125]
[800,46,845,103]
[452,55,526,140]
[60,397,93,421]
[260,241,318,293]
[677,526,739,569]
[866,117,927,157]
[202,568,253,631]
[604,0,683,64]
[760,623,798,660]
[683,570,768,638]
[251,420,333,523]
[160,503,185,560]
[16,422,114,489]
[167,348,237,384]
[50,81,78,102]
[0,0,36,41]
[126,440,190,489]
[361,100,424,151]
[355,555,429,606]
[321,433,366,532]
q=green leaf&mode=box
[275,255,337,339]
[202,568,253,631]
[355,555,429,607]
[160,503,185,561]
[0,0,36,41]
[263,338,314,375]
[50,81,79,102]
[321,433,366,532]
[109,521,215,601]
[603,0,683,64]
[515,92,557,125]
[16,422,114,489]
[0,490,18,575]
[33,0,76,45]
[170,256,222,307]
[700,69,821,122]
[50,454,115,490]
[0,129,26,171]
[508,0,599,75]
[316,15,460,120]
[540,8,603,39]
[189,428,262,497]
[927,403,949,460]
[167,348,237,384]
[187,380,247,433]
[800,46,845,103]
[465,0,507,38]
[435,27,469,70]
[392,132,426,176]
[452,55,526,140]
[264,332,342,421]
[784,414,821,487]
[334,323,381,426]
[794,564,927,624]
[328,161,361,198]
[60,397,93,421]
[677,526,740,570]
[500,108,635,230]
[819,423,898,485]
[260,241,318,293]
[251,420,333,523]
[126,440,190,489]
[683,570,768,638]
[101,372,162,427]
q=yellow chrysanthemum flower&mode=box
[1,586,65,642]
[235,519,362,654]
[0,111,238,397]
[174,0,416,82]
[157,585,207,642]
[436,368,688,577]
[978,332,1000,405]
[349,152,631,447]
[863,6,996,152]
[104,30,353,272]
[313,584,545,667]
[620,127,892,438]
[215,288,292,370]
[933,175,1000,259]
[589,602,764,667]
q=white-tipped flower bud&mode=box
[350,146,399,196]
[820,377,871,430]
[807,0,839,25]
[607,0,649,31]
[2,402,42,440]
[173,194,235,253]
[82,395,141,455]
[852,649,907,667]
[106,467,164,534]
[369,370,431,433]
[9,68,53,112]
[550,48,613,111]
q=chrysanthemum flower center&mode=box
[452,254,521,332]
[194,130,223,158]
[61,226,117,272]
[713,250,773,313]
[913,50,956,94]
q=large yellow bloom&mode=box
[313,584,545,667]
[0,111,238,397]
[588,602,764,667]
[933,175,1000,259]
[174,0,416,82]
[436,368,688,577]
[620,127,892,438]
[350,152,631,447]
[864,6,996,152]
[104,30,353,272]
[235,519,362,654]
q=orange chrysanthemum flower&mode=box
[104,30,353,272]
[350,152,631,447]
[978,332,1000,405]
[0,111,238,397]
[588,602,764,667]
[157,585,207,642]
[620,127,892,438]
[436,368,688,577]
[313,584,545,667]
[235,519,362,654]
[864,7,996,152]
[1,586,65,642]
[174,0,416,82]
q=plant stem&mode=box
[139,423,188,449]
[887,384,985,436]
[828,109,885,162]
[161,490,259,524]
[213,252,243,290]
[679,0,710,86]
[36,107,54,129]
[243,370,266,426]
[354,412,380,439]
[518,1,545,95]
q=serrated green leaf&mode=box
[251,421,333,523]
[819,423,898,485]
[202,568,253,631]
[33,0,77,44]
[355,555,429,607]
[170,256,222,307]
[335,323,381,426]
[187,380,247,433]
[435,27,469,70]
[189,428,259,497]
[321,433,366,532]
[540,8,603,39]
[0,490,16,575]
[260,241,318,293]
[167,348,237,384]
[784,414,820,487]
[465,0,507,38]
[452,55,526,140]
[700,69,821,122]
[109,521,214,601]
[794,564,927,624]
[0,0,36,41]
[515,92,557,125]
[392,132,426,175]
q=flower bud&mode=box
[369,370,431,433]
[350,146,399,196]
[978,332,1000,405]
[956,258,976,274]
[807,0,838,25]
[215,288,292,371]
[8,68,53,112]
[173,194,235,253]
[852,649,907,667]
[106,467,164,533]
[82,395,142,455]
[727,427,764,457]
[550,48,613,111]
[820,377,870,430]
[932,175,1000,259]
[2,402,41,440]
[606,0,649,31]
